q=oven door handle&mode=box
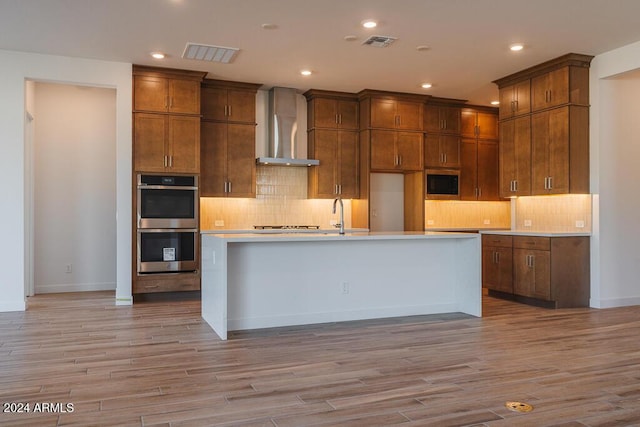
[137,228,199,233]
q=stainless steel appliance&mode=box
[136,174,199,274]
[425,169,460,199]
[137,229,198,273]
[137,174,198,229]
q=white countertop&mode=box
[202,231,480,243]
[201,228,369,234]
[480,230,591,237]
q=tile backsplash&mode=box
[514,194,592,232]
[424,200,511,229]
[200,166,351,230]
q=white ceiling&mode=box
[3,0,640,105]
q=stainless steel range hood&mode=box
[256,87,319,167]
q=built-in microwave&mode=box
[137,229,198,273]
[137,174,198,229]
[425,169,460,200]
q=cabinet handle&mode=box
[548,176,553,190]
[228,105,232,116]
[228,181,232,193]
[478,187,482,198]
[514,100,518,112]
[443,153,447,164]
[163,155,167,168]
[496,252,500,264]
[165,96,169,109]
[224,182,228,193]
[514,180,518,192]
[339,184,342,195]
[169,156,173,168]
[398,155,402,166]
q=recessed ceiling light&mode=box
[361,19,377,29]
[151,52,165,59]
[510,43,524,52]
[421,83,433,89]
[491,100,500,105]
[261,23,278,30]
[344,35,358,42]
[416,45,430,52]
[300,70,312,76]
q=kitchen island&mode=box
[201,231,481,340]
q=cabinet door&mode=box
[460,138,478,200]
[396,101,423,130]
[168,116,200,173]
[227,90,257,123]
[134,76,168,113]
[168,79,200,114]
[424,134,442,168]
[226,124,256,197]
[309,129,339,198]
[425,106,461,133]
[532,68,569,111]
[531,108,569,194]
[200,122,227,197]
[134,113,167,172]
[337,131,359,197]
[396,132,423,171]
[370,99,397,129]
[476,112,498,139]
[514,249,551,300]
[313,98,340,129]
[482,246,513,293]
[499,81,531,119]
[499,116,531,197]
[461,110,477,138]
[337,100,359,129]
[477,140,500,200]
[201,87,229,121]
[440,135,460,168]
[370,130,397,171]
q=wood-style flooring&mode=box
[1,291,640,426]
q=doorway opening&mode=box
[25,81,117,297]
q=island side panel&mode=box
[225,237,479,331]
[201,234,228,340]
[454,236,482,317]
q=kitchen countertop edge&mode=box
[202,231,480,243]
[480,230,592,237]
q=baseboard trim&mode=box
[591,295,640,309]
[0,300,26,312]
[35,282,116,294]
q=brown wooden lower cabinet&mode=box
[482,234,590,308]
[134,271,200,294]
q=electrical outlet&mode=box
[65,264,72,274]
[214,220,224,227]
[524,219,532,227]
[483,219,491,225]
[427,219,435,225]
[576,220,585,228]
[341,282,349,294]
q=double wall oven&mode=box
[136,174,199,274]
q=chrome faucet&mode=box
[332,196,345,235]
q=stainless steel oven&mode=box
[137,229,198,273]
[137,174,198,229]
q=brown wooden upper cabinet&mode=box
[305,90,359,130]
[370,130,423,172]
[424,134,460,169]
[370,98,423,130]
[307,129,359,198]
[498,80,531,120]
[134,113,200,173]
[531,66,590,112]
[201,80,259,124]
[494,53,593,197]
[424,104,461,134]
[461,109,498,140]
[133,68,203,115]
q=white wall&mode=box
[590,40,640,308]
[33,82,116,293]
[0,49,132,311]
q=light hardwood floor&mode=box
[1,291,640,426]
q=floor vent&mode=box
[362,35,397,48]
[505,401,534,413]
[182,43,239,63]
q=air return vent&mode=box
[362,35,397,48]
[182,43,239,63]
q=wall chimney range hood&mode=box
[256,87,319,167]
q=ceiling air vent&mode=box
[182,43,239,63]
[362,35,397,48]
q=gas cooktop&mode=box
[253,225,320,230]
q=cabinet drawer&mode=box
[482,234,512,248]
[513,236,550,250]
[134,274,200,294]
